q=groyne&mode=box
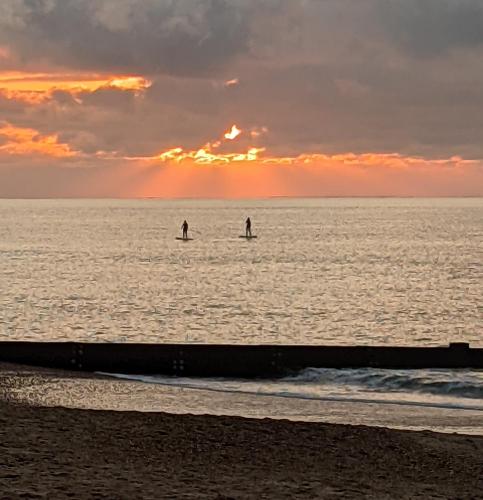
[0,342,481,377]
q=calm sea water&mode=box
[1,198,481,345]
[1,198,482,424]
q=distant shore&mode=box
[0,397,482,499]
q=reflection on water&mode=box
[0,198,481,345]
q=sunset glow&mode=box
[0,0,482,198]
[146,146,265,164]
[128,126,477,171]
[224,125,242,141]
[125,125,265,164]
[0,124,76,158]
[224,78,239,87]
[0,72,151,103]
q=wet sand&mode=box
[2,362,483,436]
[0,396,482,499]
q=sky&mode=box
[0,0,482,197]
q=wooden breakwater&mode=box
[0,341,481,377]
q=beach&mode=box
[1,389,482,499]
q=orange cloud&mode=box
[120,124,267,164]
[105,122,483,198]
[224,78,239,87]
[133,148,476,172]
[2,120,479,199]
[107,76,151,92]
[142,145,265,164]
[224,124,242,140]
[250,126,268,139]
[0,123,77,157]
[1,125,480,198]
[260,152,478,169]
[0,72,151,103]
[124,125,477,171]
[0,89,48,104]
[0,46,10,60]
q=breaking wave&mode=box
[284,368,483,400]
[100,367,483,412]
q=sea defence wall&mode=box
[0,341,482,377]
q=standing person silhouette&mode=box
[245,217,252,237]
[181,220,189,240]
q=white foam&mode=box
[98,370,483,412]
[284,367,483,399]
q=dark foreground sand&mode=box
[0,400,482,499]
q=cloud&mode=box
[0,72,151,106]
[224,124,242,140]
[122,123,481,170]
[378,0,483,57]
[0,0,252,76]
[0,122,77,157]
[0,46,11,60]
[1,0,483,197]
[224,78,239,87]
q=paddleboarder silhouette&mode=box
[181,220,189,240]
[245,217,252,237]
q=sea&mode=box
[1,198,482,433]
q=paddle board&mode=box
[176,237,194,241]
[239,235,258,239]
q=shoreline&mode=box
[1,365,483,498]
[1,399,482,499]
[103,371,483,414]
[2,362,483,437]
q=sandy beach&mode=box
[0,394,482,499]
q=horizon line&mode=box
[0,195,482,201]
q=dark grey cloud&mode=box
[379,0,483,57]
[3,1,483,72]
[0,0,252,75]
